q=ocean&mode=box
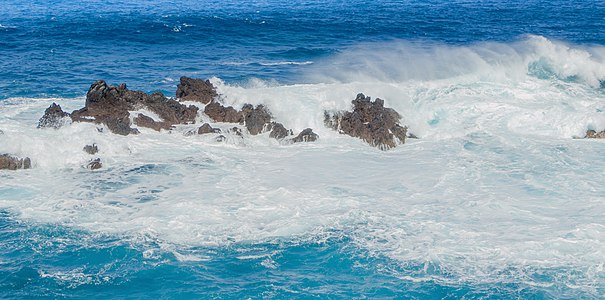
[1,0,605,298]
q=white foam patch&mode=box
[1,35,605,294]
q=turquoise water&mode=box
[1,1,605,299]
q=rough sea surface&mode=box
[1,0,605,298]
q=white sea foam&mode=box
[1,36,604,294]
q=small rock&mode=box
[292,128,319,143]
[175,76,218,104]
[83,144,99,155]
[38,103,70,129]
[87,158,102,170]
[229,127,243,136]
[133,113,172,131]
[269,122,292,139]
[585,130,605,139]
[197,123,221,134]
[0,154,31,170]
[215,135,227,142]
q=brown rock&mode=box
[242,104,272,135]
[269,122,292,139]
[0,154,31,170]
[204,102,243,123]
[133,114,173,131]
[87,158,102,170]
[197,123,221,135]
[585,130,605,139]
[38,103,70,129]
[175,76,218,104]
[292,128,319,143]
[325,93,407,150]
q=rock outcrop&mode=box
[585,130,605,139]
[204,102,243,123]
[242,104,272,135]
[38,103,70,129]
[86,158,102,170]
[0,154,31,170]
[197,123,221,135]
[176,76,218,104]
[70,80,198,135]
[133,114,172,131]
[292,128,318,143]
[269,122,292,139]
[325,93,407,150]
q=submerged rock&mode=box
[0,154,31,170]
[38,103,70,129]
[204,101,243,123]
[70,80,198,135]
[325,93,407,150]
[175,76,218,104]
[292,128,319,143]
[83,144,99,155]
[87,158,102,170]
[585,130,605,139]
[197,123,221,135]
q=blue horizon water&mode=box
[1,1,605,299]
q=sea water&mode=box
[1,0,605,298]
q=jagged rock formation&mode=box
[292,128,318,143]
[87,158,102,170]
[83,144,99,155]
[176,76,218,104]
[197,123,221,135]
[69,80,198,135]
[269,122,292,139]
[241,104,272,135]
[585,130,605,139]
[325,93,407,150]
[204,102,243,123]
[0,154,31,170]
[38,103,70,129]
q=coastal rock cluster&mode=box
[0,154,31,170]
[585,130,605,139]
[324,93,407,150]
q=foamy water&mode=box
[1,36,604,297]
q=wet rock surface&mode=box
[70,80,198,135]
[176,76,218,104]
[87,158,102,170]
[242,104,272,135]
[585,130,605,139]
[204,102,243,123]
[325,93,407,150]
[292,128,319,143]
[269,122,292,139]
[38,103,70,129]
[197,123,221,135]
[133,114,172,131]
[0,154,31,170]
[83,144,99,155]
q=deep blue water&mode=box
[2,1,605,298]
[1,0,604,99]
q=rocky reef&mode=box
[325,93,407,150]
[176,76,218,104]
[585,130,605,139]
[0,154,31,170]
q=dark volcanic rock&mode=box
[38,103,70,129]
[133,114,172,131]
[269,122,292,139]
[70,80,198,135]
[83,144,99,155]
[0,154,31,170]
[585,130,605,139]
[242,104,272,135]
[325,93,407,150]
[176,76,218,104]
[197,123,221,135]
[292,128,319,143]
[229,127,243,136]
[204,102,243,123]
[87,158,102,170]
